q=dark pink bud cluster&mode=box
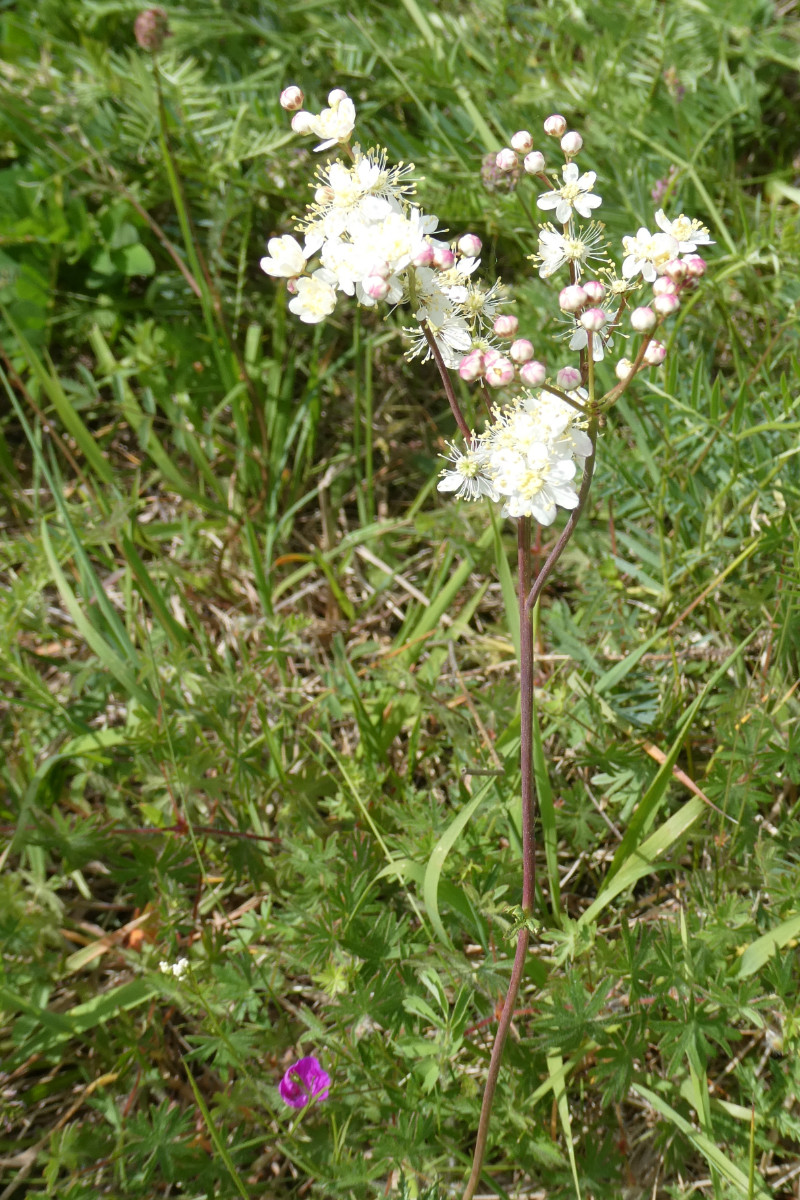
[134,6,170,52]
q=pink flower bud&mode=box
[363,275,389,301]
[482,348,502,369]
[458,233,482,258]
[582,280,606,302]
[291,111,316,135]
[652,293,680,316]
[280,86,304,112]
[559,285,587,313]
[523,151,546,175]
[412,242,435,268]
[286,278,299,294]
[684,255,707,278]
[644,340,667,365]
[560,131,583,157]
[134,7,169,52]
[652,277,677,296]
[495,149,518,172]
[615,358,635,381]
[510,130,533,154]
[544,114,567,137]
[458,350,485,382]
[327,88,348,106]
[485,357,515,387]
[556,366,582,389]
[432,246,455,270]
[520,360,547,386]
[365,259,390,280]
[493,314,519,338]
[510,338,534,364]
[579,307,608,332]
[664,258,688,282]
[630,306,657,332]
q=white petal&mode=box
[536,192,561,211]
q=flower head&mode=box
[537,163,601,224]
[621,227,679,283]
[533,222,608,279]
[260,235,306,279]
[305,95,356,152]
[437,441,497,501]
[279,1056,331,1109]
[288,273,337,323]
[654,209,714,253]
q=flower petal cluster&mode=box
[536,163,602,223]
[534,222,608,279]
[292,91,357,152]
[621,228,679,282]
[439,390,592,524]
[279,1056,331,1108]
[654,209,714,252]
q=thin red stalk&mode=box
[462,517,534,1200]
[419,320,471,439]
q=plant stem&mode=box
[419,320,472,440]
[462,420,600,1200]
[462,517,534,1200]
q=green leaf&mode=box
[422,780,494,949]
[735,912,800,980]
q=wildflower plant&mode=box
[261,85,714,1197]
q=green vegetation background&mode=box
[1,0,800,1197]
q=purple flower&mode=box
[278,1056,331,1109]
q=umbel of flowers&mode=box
[262,88,712,532]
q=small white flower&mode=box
[536,163,602,224]
[654,209,714,253]
[288,272,337,323]
[259,235,306,278]
[159,957,189,979]
[621,227,679,282]
[309,96,356,152]
[437,441,498,501]
[534,222,608,279]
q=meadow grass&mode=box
[1,1,800,1197]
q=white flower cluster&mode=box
[438,389,592,525]
[261,85,513,368]
[159,957,189,979]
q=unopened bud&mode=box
[582,280,605,302]
[544,114,567,137]
[559,285,587,313]
[520,360,547,386]
[280,86,304,112]
[523,151,546,175]
[366,259,391,280]
[493,314,519,338]
[556,366,582,389]
[495,148,518,172]
[485,357,515,387]
[664,257,688,282]
[652,293,680,316]
[652,276,677,296]
[684,255,707,278]
[510,130,533,154]
[615,358,635,381]
[134,7,169,52]
[560,131,583,157]
[433,246,455,270]
[644,340,667,365]
[363,275,389,301]
[327,89,348,106]
[630,306,657,332]
[482,348,502,369]
[579,307,608,332]
[458,350,485,382]
[510,338,534,364]
[286,278,299,295]
[458,233,482,258]
[412,242,435,268]
[291,111,316,135]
